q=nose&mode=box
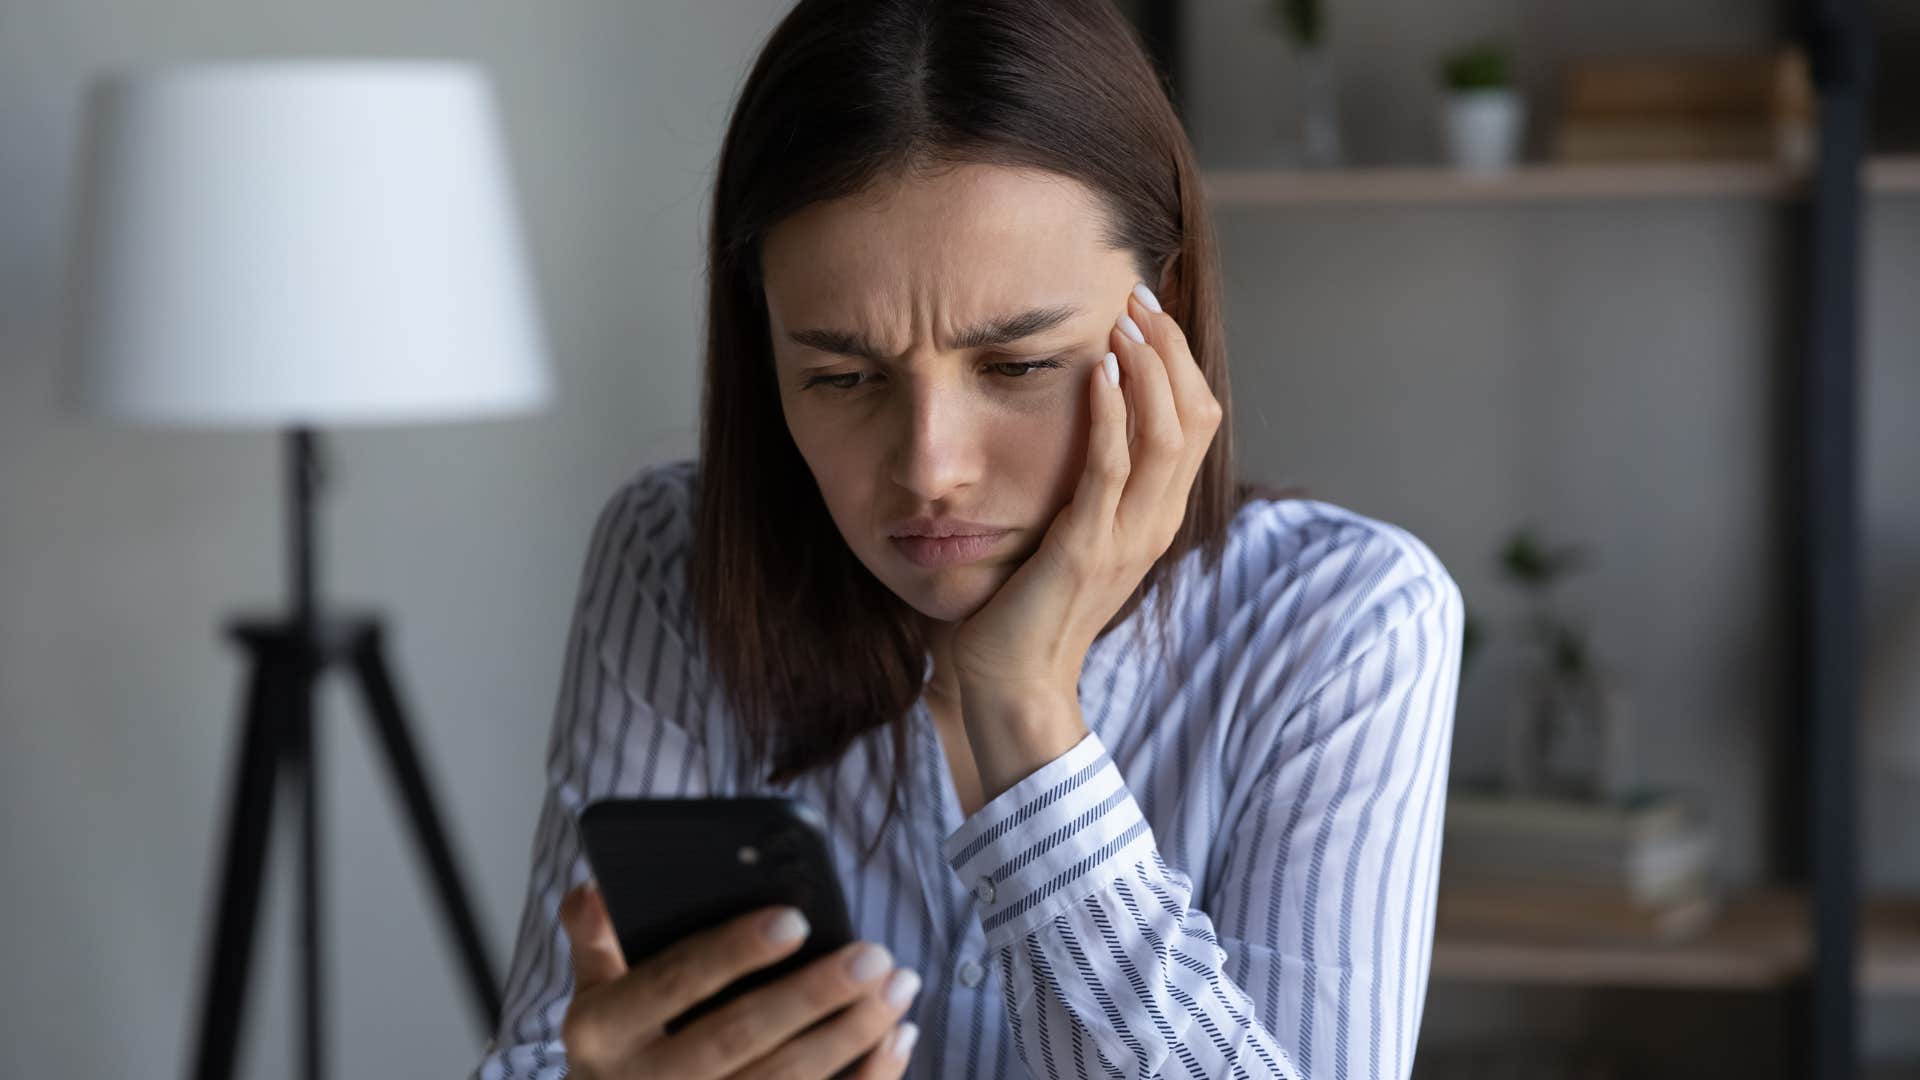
[887,372,982,502]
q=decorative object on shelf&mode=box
[1551,47,1815,168]
[1493,528,1634,803]
[1265,0,1344,169]
[1439,784,1723,944]
[1439,40,1525,173]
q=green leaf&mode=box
[1498,527,1587,588]
[1269,0,1325,46]
[1440,41,1512,90]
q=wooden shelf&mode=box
[1431,889,1808,989]
[1863,896,1920,993]
[1201,154,1920,207]
[1868,153,1920,193]
[1428,889,1920,992]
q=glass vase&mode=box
[1289,43,1345,169]
[1504,667,1633,802]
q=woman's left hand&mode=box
[950,281,1223,696]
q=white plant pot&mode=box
[1442,89,1525,173]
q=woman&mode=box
[473,0,1462,1077]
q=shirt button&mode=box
[957,958,984,987]
[972,875,995,903]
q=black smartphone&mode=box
[577,795,858,1036]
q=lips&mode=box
[891,531,1009,568]
[887,516,1002,539]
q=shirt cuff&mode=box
[940,729,1158,948]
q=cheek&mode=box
[1021,384,1098,507]
[969,380,1084,457]
[785,420,864,518]
[782,394,859,467]
[1022,396,1105,511]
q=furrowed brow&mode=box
[787,303,1080,362]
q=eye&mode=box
[990,357,1070,378]
[800,371,866,391]
[799,355,1071,392]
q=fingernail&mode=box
[1102,351,1119,386]
[1133,281,1162,313]
[847,942,892,982]
[1116,313,1146,344]
[891,1021,921,1058]
[764,907,810,944]
[884,967,923,1008]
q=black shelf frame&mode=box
[1786,0,1875,1078]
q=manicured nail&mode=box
[847,942,892,981]
[1132,281,1162,313]
[1116,313,1145,344]
[891,1021,921,1058]
[1102,351,1119,386]
[764,907,810,944]
[884,967,923,1008]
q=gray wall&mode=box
[1,0,1915,1077]
[1,2,786,1076]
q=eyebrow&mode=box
[785,303,1081,362]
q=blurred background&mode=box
[2,0,1917,1077]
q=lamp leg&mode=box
[277,647,326,1080]
[347,621,505,1032]
[188,635,292,1080]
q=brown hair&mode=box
[689,0,1289,865]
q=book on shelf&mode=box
[1555,121,1785,163]
[1438,843,1714,908]
[1561,50,1810,120]
[1445,787,1690,846]
[1441,788,1719,907]
[1552,47,1814,168]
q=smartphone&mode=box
[577,795,858,1036]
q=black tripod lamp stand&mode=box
[60,60,555,1080]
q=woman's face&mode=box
[762,163,1148,624]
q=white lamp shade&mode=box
[60,58,554,427]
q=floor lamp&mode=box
[59,59,554,1080]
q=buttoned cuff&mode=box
[940,729,1157,949]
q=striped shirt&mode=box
[472,456,1463,1080]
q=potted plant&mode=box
[1266,0,1343,168]
[1438,40,1524,172]
[1496,528,1633,801]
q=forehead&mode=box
[760,164,1122,324]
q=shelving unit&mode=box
[1429,891,1920,993]
[1199,154,1920,207]
[1183,1,1879,1075]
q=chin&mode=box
[884,567,1002,624]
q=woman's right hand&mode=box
[558,880,922,1079]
